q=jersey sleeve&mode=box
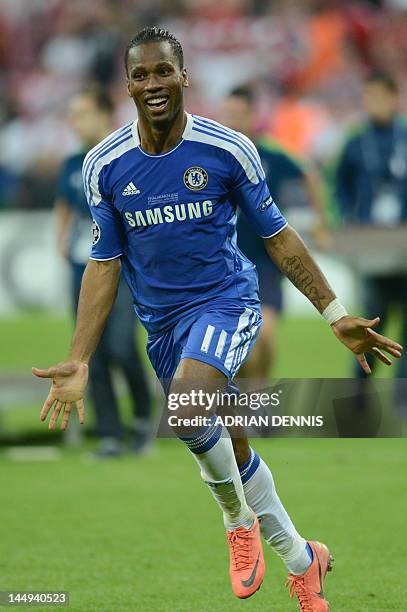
[229,137,288,239]
[83,161,125,261]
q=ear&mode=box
[182,68,189,88]
[126,78,131,97]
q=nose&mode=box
[144,73,162,91]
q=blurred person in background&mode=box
[221,86,330,379]
[335,72,407,410]
[55,87,152,457]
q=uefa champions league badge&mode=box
[260,195,274,211]
[183,166,208,190]
[91,219,101,245]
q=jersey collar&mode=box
[131,112,192,150]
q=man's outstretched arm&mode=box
[264,225,403,373]
[68,258,121,363]
[32,258,121,430]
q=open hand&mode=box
[32,361,88,430]
[332,316,403,374]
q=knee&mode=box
[168,379,216,440]
[167,380,200,421]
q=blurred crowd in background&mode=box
[1,0,407,210]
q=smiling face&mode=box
[126,41,189,129]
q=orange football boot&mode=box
[227,515,265,599]
[286,541,333,611]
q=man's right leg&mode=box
[171,358,253,530]
[147,306,266,598]
[170,357,265,599]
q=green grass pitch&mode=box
[1,439,406,611]
[0,313,405,611]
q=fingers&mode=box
[41,398,82,431]
[76,399,85,425]
[366,328,403,356]
[32,366,57,379]
[376,345,402,358]
[357,353,371,375]
[32,363,79,379]
[40,395,56,422]
[61,403,73,431]
[368,347,392,366]
[358,316,380,329]
[49,401,64,430]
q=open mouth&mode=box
[145,96,169,112]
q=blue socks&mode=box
[238,447,261,484]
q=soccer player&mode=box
[55,87,152,456]
[33,28,402,610]
[221,86,330,379]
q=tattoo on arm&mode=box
[281,255,326,312]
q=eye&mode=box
[132,72,145,81]
[159,67,172,76]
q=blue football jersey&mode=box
[83,113,287,333]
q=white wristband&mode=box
[322,298,348,325]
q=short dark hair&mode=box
[78,86,114,114]
[365,71,398,94]
[228,85,255,106]
[124,26,184,74]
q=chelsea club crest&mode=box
[183,166,208,191]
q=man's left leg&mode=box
[231,421,333,610]
[231,435,311,572]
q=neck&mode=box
[137,109,187,154]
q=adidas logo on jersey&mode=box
[122,182,140,196]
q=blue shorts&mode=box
[146,300,262,383]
